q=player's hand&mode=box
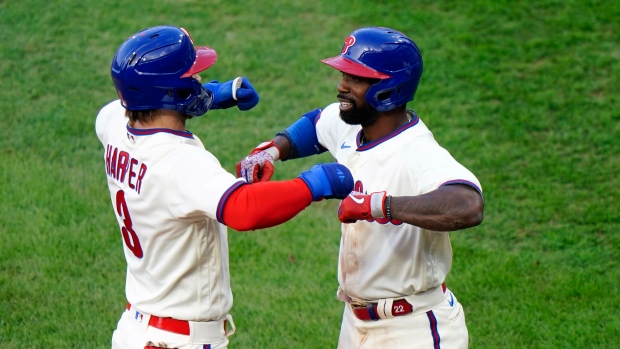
[234,77,259,110]
[298,163,354,201]
[337,191,387,223]
[203,77,259,111]
[236,140,280,183]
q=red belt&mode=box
[351,283,446,321]
[126,303,190,335]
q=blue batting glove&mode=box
[203,77,259,111]
[203,80,236,110]
[235,77,259,111]
[298,163,354,201]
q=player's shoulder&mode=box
[164,143,229,185]
[95,99,126,142]
[315,102,346,128]
[171,142,222,167]
[98,99,124,117]
[321,103,341,118]
[394,119,449,161]
[405,116,439,142]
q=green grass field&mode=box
[1,0,619,348]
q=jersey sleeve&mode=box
[410,138,483,196]
[220,178,313,231]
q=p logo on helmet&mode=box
[341,36,356,54]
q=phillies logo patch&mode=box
[341,35,356,54]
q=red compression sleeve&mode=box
[221,178,313,231]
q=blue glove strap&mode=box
[235,77,259,111]
[203,80,237,110]
[298,163,353,201]
[299,166,330,201]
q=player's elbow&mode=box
[461,195,484,228]
[225,215,263,232]
[446,190,484,230]
[465,208,483,228]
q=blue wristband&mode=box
[276,109,327,160]
[298,163,353,201]
[203,80,237,110]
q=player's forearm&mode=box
[221,178,312,231]
[391,185,483,231]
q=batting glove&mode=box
[236,140,280,183]
[298,163,354,201]
[337,191,387,223]
[203,77,259,111]
[235,77,260,110]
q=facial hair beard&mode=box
[339,100,379,126]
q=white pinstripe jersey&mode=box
[95,100,245,321]
[315,103,482,302]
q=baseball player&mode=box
[236,27,485,348]
[96,25,354,349]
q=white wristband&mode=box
[370,192,387,218]
[264,146,280,161]
[255,141,281,161]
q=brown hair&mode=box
[125,109,193,123]
[125,109,155,123]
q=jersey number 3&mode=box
[115,190,144,258]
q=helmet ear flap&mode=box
[366,78,419,112]
[366,85,397,112]
[172,82,214,116]
[377,89,394,102]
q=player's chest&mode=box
[339,151,409,192]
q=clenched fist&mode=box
[236,140,280,183]
[338,191,387,223]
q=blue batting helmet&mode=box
[111,26,217,116]
[321,27,423,112]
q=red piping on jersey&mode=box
[441,180,483,199]
[216,181,247,221]
[356,112,420,151]
[126,124,195,139]
[218,178,313,231]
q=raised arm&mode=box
[223,163,353,231]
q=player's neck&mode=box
[130,110,187,131]
[361,109,410,143]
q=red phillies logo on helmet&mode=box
[341,35,356,54]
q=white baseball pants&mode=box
[111,306,235,349]
[338,288,468,349]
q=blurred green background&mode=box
[1,0,618,348]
